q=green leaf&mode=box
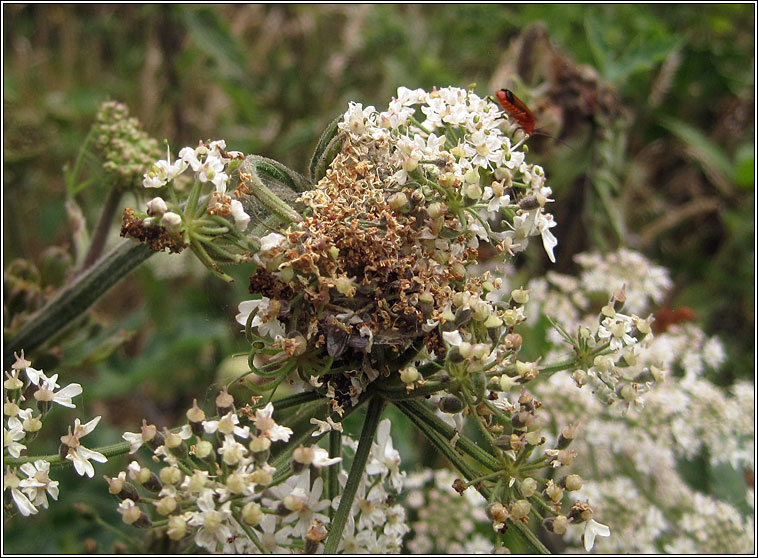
[734,143,754,190]
[183,8,247,83]
[659,115,734,190]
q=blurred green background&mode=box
[3,4,754,553]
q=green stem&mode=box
[511,519,551,554]
[81,188,123,271]
[5,438,134,468]
[539,358,580,375]
[459,387,499,456]
[394,399,500,471]
[4,240,154,369]
[327,429,342,520]
[323,396,385,554]
[374,377,454,400]
[232,509,265,553]
[185,178,204,219]
[394,400,489,480]
[394,403,549,554]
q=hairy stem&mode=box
[4,240,154,368]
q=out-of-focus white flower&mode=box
[366,419,405,492]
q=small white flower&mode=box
[4,417,26,458]
[254,403,293,442]
[230,199,250,231]
[202,411,250,439]
[311,447,342,468]
[583,518,611,551]
[259,232,286,252]
[18,460,59,509]
[441,330,463,347]
[188,490,234,551]
[60,416,107,478]
[366,419,405,491]
[235,298,286,339]
[24,368,82,408]
[310,416,343,436]
[4,468,38,516]
[217,434,248,466]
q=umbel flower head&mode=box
[241,86,557,407]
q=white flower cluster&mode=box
[341,86,558,262]
[3,352,105,517]
[527,250,754,553]
[115,395,410,553]
[141,140,250,231]
[402,468,492,554]
[524,251,672,406]
[573,248,673,315]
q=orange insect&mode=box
[495,88,536,135]
[652,306,696,334]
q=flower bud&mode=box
[504,333,523,351]
[242,502,263,526]
[388,192,409,211]
[194,440,214,459]
[464,168,480,184]
[487,502,509,523]
[226,472,246,495]
[146,197,167,217]
[520,477,537,498]
[511,287,529,304]
[154,495,177,516]
[465,182,483,200]
[543,515,569,535]
[167,515,187,540]
[4,376,23,391]
[509,499,531,521]
[544,480,564,503]
[399,366,420,384]
[159,466,183,486]
[3,400,20,417]
[483,313,503,329]
[427,202,447,219]
[161,212,182,232]
[186,399,206,436]
[215,389,235,416]
[249,436,272,454]
[22,414,43,433]
[557,424,577,449]
[562,474,584,492]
